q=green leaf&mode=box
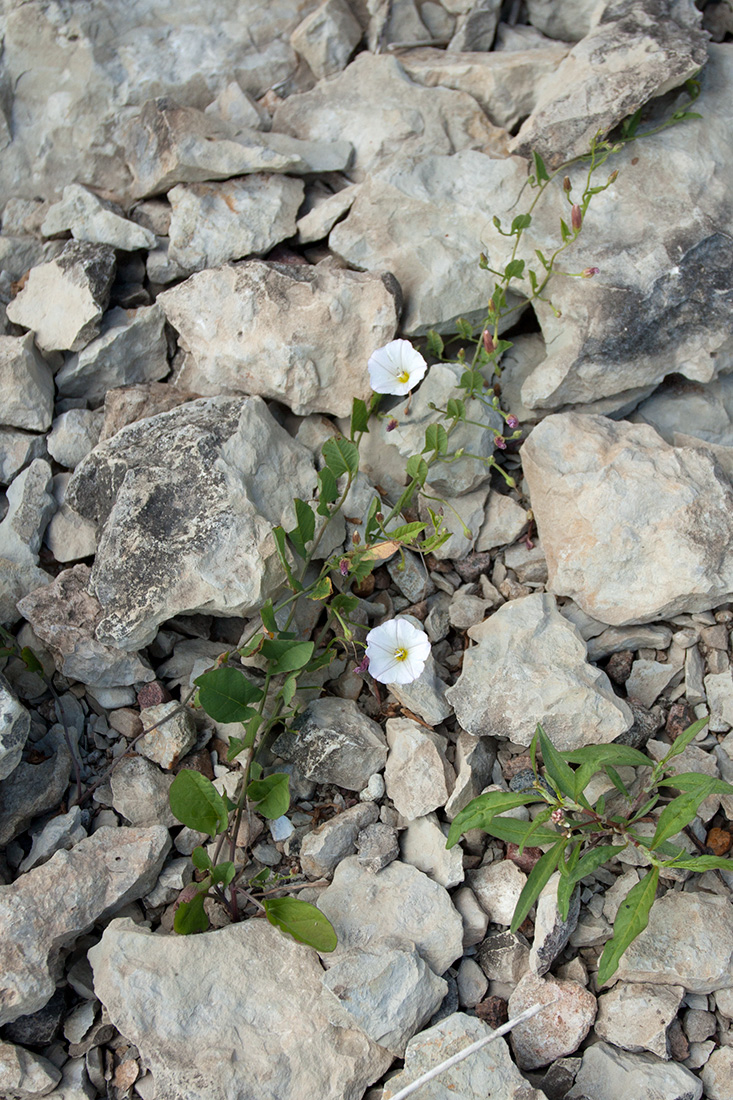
[532,150,549,183]
[557,872,576,922]
[191,846,213,871]
[511,213,532,233]
[459,369,484,393]
[520,807,554,853]
[247,772,290,820]
[504,259,525,281]
[560,218,572,242]
[561,745,653,769]
[455,318,473,340]
[20,646,42,673]
[658,772,733,796]
[260,638,315,674]
[665,854,733,871]
[174,892,210,935]
[322,437,359,479]
[195,667,263,723]
[260,599,277,636]
[649,791,709,850]
[571,844,626,884]
[169,770,229,838]
[317,467,339,516]
[350,397,370,437]
[211,861,236,887]
[487,817,563,847]
[423,423,449,455]
[389,521,427,542]
[405,454,429,486]
[309,575,332,601]
[425,330,444,358]
[528,270,539,294]
[272,526,303,591]
[288,499,316,558]
[280,674,298,707]
[662,717,709,761]
[535,248,549,270]
[597,868,659,986]
[510,840,566,933]
[446,398,466,421]
[538,725,579,802]
[446,790,545,848]
[263,897,338,951]
[605,765,630,800]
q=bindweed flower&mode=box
[571,204,582,232]
[368,340,428,396]
[494,435,507,450]
[581,267,600,278]
[365,618,431,685]
[506,414,519,430]
[386,418,399,432]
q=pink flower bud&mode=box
[551,809,565,825]
[483,329,495,356]
[563,176,572,192]
[339,558,349,576]
[581,267,600,279]
[494,435,507,450]
[571,204,582,232]
[355,655,370,675]
[506,414,519,430]
[387,418,398,432]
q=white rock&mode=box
[0,672,30,782]
[322,946,447,1056]
[42,184,156,251]
[300,803,378,879]
[595,982,685,1058]
[632,374,733,449]
[159,260,399,418]
[444,731,496,822]
[420,483,488,561]
[46,410,103,470]
[384,717,456,819]
[6,242,115,353]
[0,459,56,565]
[44,473,98,564]
[701,1046,733,1100]
[456,957,488,1008]
[144,857,193,908]
[135,701,197,771]
[296,184,359,244]
[0,1039,61,1098]
[290,0,363,79]
[400,813,464,889]
[0,333,55,432]
[524,0,602,40]
[317,856,464,975]
[476,491,528,552]
[0,826,170,1025]
[626,656,684,709]
[453,885,489,948]
[705,670,733,732]
[522,414,733,625]
[110,756,176,829]
[566,1041,702,1100]
[587,624,673,661]
[471,859,526,926]
[508,971,596,1070]
[18,807,88,873]
[445,593,633,748]
[89,918,392,1100]
[0,430,46,486]
[205,82,267,131]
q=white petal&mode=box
[367,340,427,396]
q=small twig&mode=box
[386,1000,557,1100]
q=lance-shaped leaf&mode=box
[483,816,562,847]
[510,840,566,934]
[561,744,653,769]
[649,790,710,850]
[597,867,659,986]
[657,773,733,796]
[446,790,545,848]
[538,725,581,803]
[557,845,625,921]
[660,716,709,761]
[264,897,337,952]
[664,854,733,872]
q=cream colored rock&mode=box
[42,184,156,251]
[595,982,685,1058]
[384,718,456,819]
[290,0,363,79]
[508,972,596,1070]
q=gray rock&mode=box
[509,972,597,1070]
[318,857,464,975]
[0,826,170,1024]
[89,917,392,1100]
[110,756,176,828]
[41,185,156,251]
[511,0,707,166]
[701,1046,733,1100]
[384,1012,546,1100]
[300,802,379,879]
[444,731,496,821]
[290,0,363,79]
[322,946,447,1057]
[136,701,197,771]
[167,175,304,273]
[625,656,684,709]
[476,930,530,983]
[0,1039,61,1098]
[615,891,733,994]
[387,550,434,603]
[421,484,488,562]
[17,565,154,688]
[595,982,685,1059]
[355,821,399,873]
[525,0,601,39]
[274,697,387,792]
[472,859,527,926]
[44,473,98,564]
[38,1057,95,1100]
[160,260,399,418]
[205,82,268,131]
[448,0,502,51]
[387,655,453,727]
[19,807,88,873]
[456,957,488,1008]
[566,1041,702,1100]
[297,183,359,244]
[706,670,733,732]
[273,52,506,183]
[522,415,733,626]
[46,411,103,471]
[454,886,489,949]
[632,375,733,449]
[65,396,317,650]
[530,872,580,976]
[144,857,193,908]
[586,624,673,661]
[0,560,52,628]
[331,150,525,334]
[55,305,169,409]
[6,243,115,354]
[0,673,30,781]
[0,334,55,432]
[446,593,632,749]
[384,718,455,819]
[0,431,47,487]
[0,460,56,566]
[400,813,464,889]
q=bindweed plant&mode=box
[446,718,733,985]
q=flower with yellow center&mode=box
[367,339,428,396]
[365,617,431,685]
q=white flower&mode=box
[365,617,431,685]
[367,339,428,396]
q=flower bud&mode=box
[581,267,600,279]
[386,418,398,432]
[355,655,370,675]
[571,204,582,232]
[608,169,618,183]
[483,329,495,355]
[339,558,349,576]
[494,435,507,450]
[563,176,572,192]
[376,512,384,523]
[506,414,519,430]
[352,531,360,545]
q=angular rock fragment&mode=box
[274,697,387,791]
[65,397,317,650]
[99,383,198,442]
[384,718,455,819]
[0,1039,61,1098]
[46,411,103,470]
[43,474,98,564]
[0,333,54,432]
[400,813,464,889]
[595,982,685,1058]
[0,460,56,565]
[110,756,176,829]
[509,972,596,1070]
[472,859,527,926]
[530,872,580,976]
[0,672,30,781]
[300,803,378,879]
[446,593,632,748]
[296,183,359,244]
[160,260,399,417]
[0,827,170,1024]
[566,1041,702,1100]
[42,184,156,251]
[525,0,602,40]
[448,0,502,51]
[90,918,392,1100]
[0,729,71,847]
[135,701,197,770]
[522,415,733,625]
[6,242,115,353]
[290,0,363,79]
[0,431,46,487]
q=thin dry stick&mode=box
[386,1000,557,1100]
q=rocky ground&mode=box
[3,0,733,1098]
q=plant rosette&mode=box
[365,617,431,684]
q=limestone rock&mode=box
[160,260,399,417]
[0,730,71,847]
[472,859,527,926]
[525,0,602,40]
[445,593,632,748]
[0,561,52,628]
[167,176,305,273]
[273,698,387,792]
[384,1012,546,1100]
[65,397,317,650]
[400,813,464,889]
[17,566,153,687]
[90,917,392,1100]
[522,414,733,625]
[530,872,580,976]
[42,185,156,251]
[18,807,88,874]
[0,673,30,781]
[0,431,47,487]
[476,930,530,983]
[0,1040,61,1098]
[566,1041,702,1100]
[296,183,360,243]
[387,655,453,727]
[321,946,447,1057]
[317,857,464,975]
[355,821,399,873]
[272,53,507,183]
[595,982,685,1058]
[299,802,379,879]
[44,473,99,564]
[384,718,455,819]
[0,827,170,1024]
[448,0,502,51]
[0,460,56,565]
[476,491,528,552]
[512,0,707,166]
[0,334,55,432]
[508,972,597,1070]
[444,731,496,821]
[615,891,733,994]
[632,374,733,449]
[46,411,103,470]
[6,243,115,353]
[55,305,169,409]
[110,756,176,829]
[99,383,198,443]
[136,701,197,770]
[331,150,526,334]
[701,1046,733,1100]
[291,0,363,79]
